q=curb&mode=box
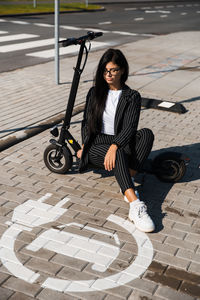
[0,97,187,152]
[0,104,85,152]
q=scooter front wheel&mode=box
[153,153,186,183]
[44,144,73,174]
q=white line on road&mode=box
[180,12,187,15]
[196,11,200,13]
[0,34,39,43]
[33,23,54,27]
[26,41,110,58]
[10,20,29,25]
[134,18,144,21]
[60,25,82,30]
[0,31,8,34]
[98,21,112,25]
[0,38,59,53]
[111,31,137,36]
[160,15,168,18]
[145,10,171,14]
[0,19,6,22]
[124,7,137,10]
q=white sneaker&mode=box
[129,201,155,233]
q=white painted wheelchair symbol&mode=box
[0,193,153,293]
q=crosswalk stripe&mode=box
[26,41,110,58]
[0,31,8,34]
[0,34,39,43]
[60,25,82,30]
[0,19,6,22]
[0,38,60,53]
[10,20,29,25]
[33,23,54,27]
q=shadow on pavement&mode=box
[71,142,199,233]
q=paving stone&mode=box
[9,292,35,300]
[154,253,189,270]
[0,272,11,285]
[25,257,62,276]
[51,253,87,271]
[126,277,158,295]
[128,289,163,300]
[2,277,41,297]
[165,267,200,284]
[188,262,200,276]
[148,261,167,275]
[0,286,14,300]
[36,288,79,300]
[144,270,181,290]
[180,281,200,298]
[151,240,178,256]
[155,286,195,300]
[105,284,132,299]
[176,248,200,263]
[164,236,197,252]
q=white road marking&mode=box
[98,21,112,25]
[10,20,29,25]
[33,23,54,27]
[145,10,171,14]
[0,38,59,52]
[0,19,6,22]
[111,30,137,36]
[0,33,38,43]
[124,7,137,10]
[0,31,8,34]
[197,11,200,13]
[141,7,151,9]
[134,18,144,21]
[160,15,168,18]
[26,41,110,58]
[181,12,187,15]
[154,6,164,8]
[60,25,82,30]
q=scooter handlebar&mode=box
[59,31,103,47]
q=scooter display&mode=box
[43,31,189,183]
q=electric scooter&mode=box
[43,31,189,183]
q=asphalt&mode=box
[0,30,200,299]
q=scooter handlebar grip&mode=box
[60,38,77,47]
[88,31,103,40]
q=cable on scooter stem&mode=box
[59,31,103,47]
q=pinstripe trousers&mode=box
[88,128,154,194]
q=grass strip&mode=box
[0,2,102,15]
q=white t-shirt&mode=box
[101,89,122,135]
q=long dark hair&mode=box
[88,48,129,135]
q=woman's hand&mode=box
[77,145,84,159]
[104,144,118,171]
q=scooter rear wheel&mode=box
[153,154,186,183]
[44,144,73,174]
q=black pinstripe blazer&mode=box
[79,84,141,172]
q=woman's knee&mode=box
[137,128,154,143]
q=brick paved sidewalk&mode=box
[0,31,200,299]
